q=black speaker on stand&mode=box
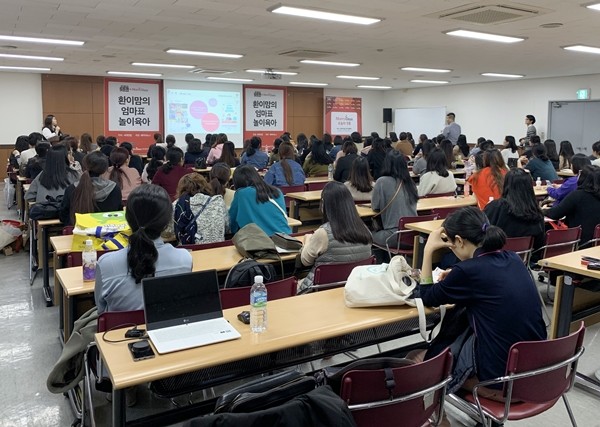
[383,108,392,136]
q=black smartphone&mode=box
[128,339,155,361]
[587,263,600,271]
[237,311,250,325]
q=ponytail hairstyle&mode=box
[246,136,262,157]
[147,145,166,181]
[126,185,172,283]
[209,162,231,197]
[108,147,131,188]
[161,146,184,174]
[70,151,109,223]
[443,206,506,253]
[278,142,296,185]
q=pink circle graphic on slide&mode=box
[189,101,208,119]
[209,98,218,107]
[202,113,220,132]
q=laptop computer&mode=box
[142,270,241,354]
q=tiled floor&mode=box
[2,185,600,426]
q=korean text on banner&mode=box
[243,86,286,148]
[325,96,362,136]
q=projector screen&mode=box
[163,80,243,147]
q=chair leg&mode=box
[562,394,578,427]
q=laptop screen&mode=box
[142,270,223,330]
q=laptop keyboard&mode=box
[151,319,228,343]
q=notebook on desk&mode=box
[142,270,241,354]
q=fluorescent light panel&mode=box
[269,5,380,25]
[290,81,328,86]
[336,75,379,80]
[245,69,298,75]
[481,72,524,78]
[206,77,253,82]
[300,59,359,67]
[401,67,451,73]
[132,62,194,69]
[107,71,162,77]
[166,49,243,59]
[0,53,63,61]
[586,3,600,11]
[563,45,600,55]
[0,65,51,71]
[357,85,391,89]
[0,35,84,46]
[410,79,449,84]
[445,29,524,44]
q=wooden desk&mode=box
[304,176,331,184]
[558,169,575,177]
[405,219,445,267]
[96,287,439,426]
[538,246,600,395]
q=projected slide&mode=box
[166,89,241,134]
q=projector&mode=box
[263,72,282,80]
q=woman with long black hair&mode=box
[302,138,332,177]
[152,147,190,200]
[25,144,80,203]
[241,136,268,169]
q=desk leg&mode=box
[553,274,575,339]
[289,200,299,220]
[575,373,600,396]
[42,225,53,306]
[412,234,427,269]
[112,389,126,427]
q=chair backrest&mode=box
[179,240,233,251]
[219,276,298,309]
[62,226,74,235]
[397,214,438,248]
[341,348,453,427]
[503,236,534,265]
[312,256,376,291]
[97,310,146,333]
[543,226,581,259]
[66,250,110,267]
[505,323,585,403]
[419,191,456,199]
[430,207,460,219]
[307,181,328,191]
[279,184,307,209]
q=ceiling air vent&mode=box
[429,3,546,25]
[278,49,336,58]
[189,69,233,75]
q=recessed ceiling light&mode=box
[289,81,328,86]
[300,59,360,67]
[410,79,449,84]
[400,67,451,73]
[481,72,524,78]
[0,65,51,71]
[206,77,253,82]
[563,45,600,55]
[586,3,600,11]
[445,29,525,44]
[245,69,298,75]
[336,75,380,80]
[107,71,162,77]
[166,49,243,59]
[0,53,63,61]
[0,35,84,46]
[357,85,392,89]
[131,62,195,69]
[269,5,380,25]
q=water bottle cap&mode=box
[85,239,93,246]
[255,275,264,284]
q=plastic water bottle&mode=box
[82,239,97,282]
[536,177,542,189]
[327,163,333,180]
[250,275,267,333]
[463,181,470,197]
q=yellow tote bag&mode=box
[71,211,131,252]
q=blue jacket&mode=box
[240,151,269,170]
[547,176,577,205]
[229,187,291,236]
[263,160,306,187]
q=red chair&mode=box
[279,184,306,210]
[373,214,438,261]
[503,236,534,265]
[307,256,376,292]
[179,240,234,251]
[430,207,460,219]
[219,276,298,309]
[82,310,146,425]
[66,250,109,267]
[578,224,600,249]
[419,191,456,199]
[448,323,585,427]
[341,348,453,427]
[62,226,74,235]
[306,181,328,191]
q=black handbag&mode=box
[270,232,303,251]
[214,370,316,413]
[29,195,63,220]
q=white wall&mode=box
[1,72,43,145]
[383,74,600,145]
[324,88,386,137]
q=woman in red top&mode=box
[468,149,507,209]
[152,147,190,201]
